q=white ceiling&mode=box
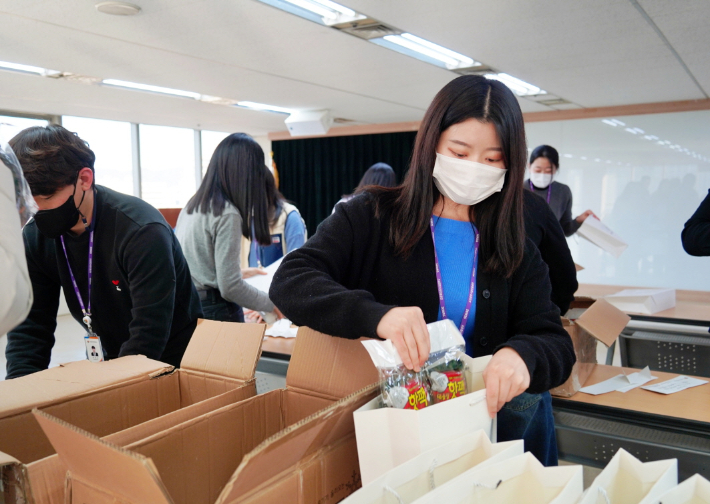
[0,0,707,135]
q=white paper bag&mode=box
[604,288,676,315]
[341,432,523,504]
[354,352,494,485]
[411,452,583,504]
[578,448,678,504]
[578,216,628,258]
[651,473,710,504]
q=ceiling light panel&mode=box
[236,101,294,114]
[0,60,59,76]
[259,0,365,26]
[485,73,546,96]
[101,79,202,99]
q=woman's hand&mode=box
[482,347,531,418]
[243,309,264,323]
[575,209,597,224]
[242,267,267,279]
[376,307,430,371]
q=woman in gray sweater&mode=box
[175,133,281,322]
[524,145,595,237]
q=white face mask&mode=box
[432,152,507,206]
[530,171,553,189]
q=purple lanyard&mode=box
[60,230,94,334]
[429,217,479,335]
[530,180,552,204]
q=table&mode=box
[575,284,710,326]
[553,364,710,480]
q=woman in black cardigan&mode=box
[271,75,575,465]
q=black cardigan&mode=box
[682,189,710,257]
[523,190,578,314]
[271,193,575,393]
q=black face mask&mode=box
[33,180,87,239]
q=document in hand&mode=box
[411,452,583,504]
[340,431,523,504]
[243,256,284,294]
[577,216,628,258]
[578,448,677,504]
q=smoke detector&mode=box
[95,2,141,16]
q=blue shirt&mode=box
[248,210,307,267]
[432,216,478,355]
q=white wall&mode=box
[526,110,710,291]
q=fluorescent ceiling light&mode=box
[102,79,201,99]
[275,0,364,24]
[0,60,59,76]
[399,33,475,67]
[563,154,573,158]
[236,101,294,114]
[485,73,545,96]
[624,127,638,134]
[611,119,625,126]
[602,119,617,126]
[378,34,476,70]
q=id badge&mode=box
[85,335,104,363]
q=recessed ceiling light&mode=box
[236,101,294,114]
[602,119,617,126]
[102,78,201,99]
[0,60,59,76]
[96,1,141,16]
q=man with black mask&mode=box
[5,125,202,379]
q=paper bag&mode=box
[651,473,710,504]
[341,431,523,504]
[578,448,677,504]
[578,216,628,258]
[354,353,494,485]
[411,452,583,504]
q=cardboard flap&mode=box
[32,410,173,504]
[180,319,265,381]
[0,356,172,420]
[575,299,630,347]
[574,263,584,272]
[286,328,379,399]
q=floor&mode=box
[0,314,86,380]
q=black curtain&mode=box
[273,131,417,236]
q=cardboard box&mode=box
[353,353,495,485]
[604,288,676,314]
[0,319,265,503]
[551,299,630,397]
[31,328,380,504]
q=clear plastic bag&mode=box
[1,141,36,226]
[362,319,470,410]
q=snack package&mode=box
[362,319,469,410]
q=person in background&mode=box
[271,75,575,466]
[524,145,595,236]
[332,162,396,213]
[523,190,578,314]
[175,133,282,323]
[241,166,307,270]
[6,126,202,379]
[682,189,710,257]
[0,143,34,336]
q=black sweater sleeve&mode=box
[559,186,582,237]
[271,197,394,339]
[117,223,177,359]
[498,241,576,393]
[5,235,60,379]
[682,189,710,256]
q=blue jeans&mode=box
[199,290,245,323]
[497,391,558,466]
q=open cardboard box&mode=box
[0,319,265,503]
[30,328,380,504]
[551,299,630,397]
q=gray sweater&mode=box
[175,203,275,312]
[524,180,581,237]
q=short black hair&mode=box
[9,125,95,196]
[356,162,396,190]
[529,145,559,169]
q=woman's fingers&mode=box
[376,307,431,371]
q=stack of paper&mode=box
[243,256,284,294]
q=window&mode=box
[0,114,49,144]
[526,110,710,291]
[62,116,133,196]
[201,130,230,175]
[139,124,196,209]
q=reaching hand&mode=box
[376,307,430,372]
[242,267,267,279]
[482,347,531,418]
[575,209,597,224]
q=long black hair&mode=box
[373,75,527,278]
[263,165,286,227]
[185,133,271,245]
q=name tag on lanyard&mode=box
[85,335,104,363]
